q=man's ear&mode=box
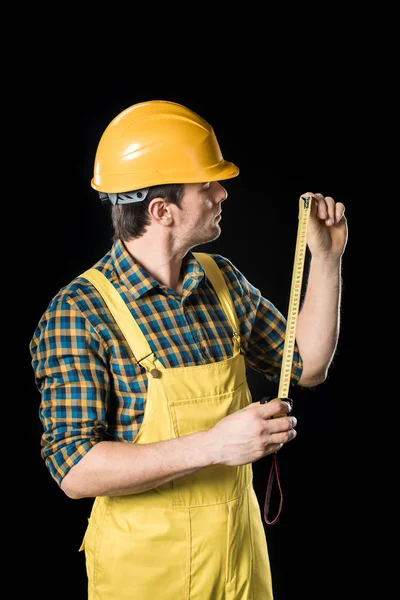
[148,198,173,226]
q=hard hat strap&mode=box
[99,189,149,205]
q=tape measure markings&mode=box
[278,195,312,400]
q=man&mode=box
[30,100,347,599]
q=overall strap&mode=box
[193,252,241,351]
[80,269,164,373]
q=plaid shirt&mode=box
[30,240,303,486]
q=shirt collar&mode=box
[111,239,206,300]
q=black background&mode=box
[24,69,382,599]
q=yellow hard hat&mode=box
[91,100,239,194]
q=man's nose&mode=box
[214,182,228,203]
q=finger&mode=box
[255,399,292,419]
[322,195,336,225]
[267,428,297,445]
[299,192,329,225]
[334,201,346,224]
[264,414,297,433]
[313,192,334,224]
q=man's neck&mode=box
[123,236,187,294]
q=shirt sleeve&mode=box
[211,254,303,384]
[29,292,111,487]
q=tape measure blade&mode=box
[278,196,312,399]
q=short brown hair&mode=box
[111,184,185,241]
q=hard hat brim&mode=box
[91,160,240,194]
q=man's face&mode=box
[174,181,228,249]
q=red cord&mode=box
[263,453,283,525]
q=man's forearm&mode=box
[61,431,215,499]
[296,256,342,386]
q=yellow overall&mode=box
[79,253,273,599]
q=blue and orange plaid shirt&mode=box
[30,239,303,486]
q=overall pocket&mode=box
[169,382,249,438]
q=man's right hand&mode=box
[207,400,297,466]
[61,400,297,499]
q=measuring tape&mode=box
[278,194,312,399]
[266,195,312,417]
[263,195,313,525]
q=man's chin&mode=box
[190,233,220,249]
[203,228,221,244]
